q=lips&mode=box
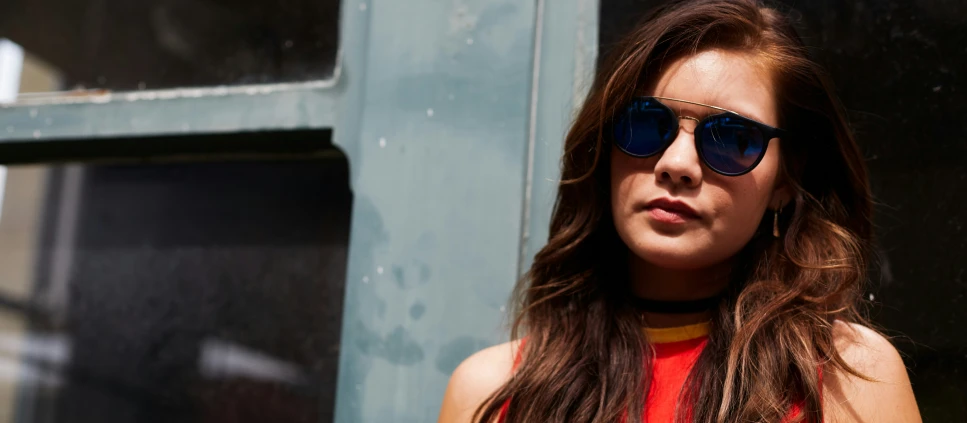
[643,197,700,223]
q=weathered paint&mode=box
[519,0,599,276]
[330,1,535,421]
[0,0,598,420]
[0,81,339,142]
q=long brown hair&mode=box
[473,0,874,422]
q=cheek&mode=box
[709,153,780,236]
[711,184,768,236]
[689,177,772,268]
[610,148,656,212]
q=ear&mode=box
[770,179,793,209]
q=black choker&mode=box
[629,294,722,314]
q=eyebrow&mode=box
[653,96,769,124]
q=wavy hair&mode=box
[473,0,874,422]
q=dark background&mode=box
[601,1,966,420]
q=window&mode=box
[0,132,350,423]
[0,0,340,93]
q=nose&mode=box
[653,117,703,189]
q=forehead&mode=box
[649,49,777,125]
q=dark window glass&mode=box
[0,0,340,92]
[0,150,351,422]
[601,1,966,421]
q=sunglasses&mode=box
[611,96,792,176]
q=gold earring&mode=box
[773,202,782,238]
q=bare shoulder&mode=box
[436,339,521,423]
[823,321,922,423]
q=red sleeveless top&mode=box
[497,322,813,422]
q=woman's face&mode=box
[611,49,788,270]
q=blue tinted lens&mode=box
[613,98,675,157]
[700,115,765,174]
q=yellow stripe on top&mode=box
[643,321,711,344]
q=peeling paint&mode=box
[449,4,479,34]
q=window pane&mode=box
[0,0,340,93]
[0,157,351,423]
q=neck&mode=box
[629,255,731,328]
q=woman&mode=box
[438,0,922,421]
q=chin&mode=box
[636,247,713,270]
[626,232,725,270]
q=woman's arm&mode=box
[437,340,519,423]
[824,321,922,423]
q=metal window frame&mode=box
[0,0,599,421]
